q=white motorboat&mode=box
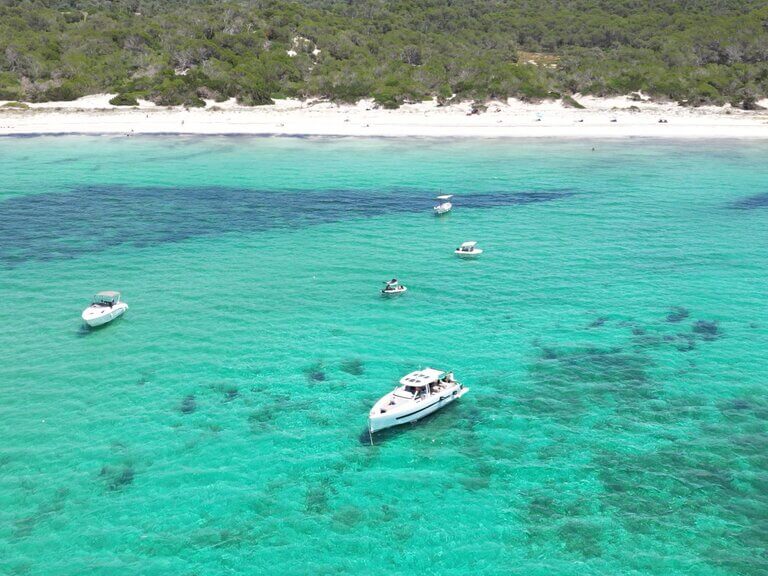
[81,291,128,327]
[433,194,453,215]
[369,368,468,433]
[381,278,407,295]
[455,241,483,257]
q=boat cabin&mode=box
[92,291,121,307]
[457,241,478,253]
[397,368,454,398]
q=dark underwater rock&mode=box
[180,394,196,414]
[340,358,364,376]
[692,320,720,341]
[536,344,648,385]
[588,316,607,328]
[730,399,750,411]
[100,465,135,491]
[674,333,696,352]
[666,306,690,323]
[224,388,239,402]
[304,361,326,382]
[541,347,559,360]
[305,485,329,514]
[248,407,273,432]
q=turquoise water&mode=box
[0,136,766,575]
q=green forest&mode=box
[1,0,768,108]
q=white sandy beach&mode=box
[1,94,768,138]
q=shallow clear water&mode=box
[1,136,766,575]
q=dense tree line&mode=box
[1,0,767,108]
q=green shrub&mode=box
[235,91,274,106]
[0,87,23,100]
[109,93,139,106]
[0,101,29,109]
[40,82,82,102]
[373,86,403,109]
[562,94,585,109]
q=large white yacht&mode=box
[368,368,468,433]
[81,291,128,327]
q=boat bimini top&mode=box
[93,291,121,304]
[399,368,445,387]
[459,241,477,250]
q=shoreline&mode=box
[2,94,768,139]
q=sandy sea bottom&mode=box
[0,136,766,575]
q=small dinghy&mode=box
[369,368,468,433]
[455,241,483,257]
[433,194,453,215]
[81,291,128,327]
[381,278,407,295]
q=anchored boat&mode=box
[433,194,453,215]
[368,368,468,433]
[455,241,483,257]
[81,291,128,327]
[381,278,407,295]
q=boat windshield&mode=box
[392,385,418,398]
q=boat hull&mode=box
[369,385,468,433]
[434,202,452,215]
[82,303,128,327]
[455,249,483,257]
[381,287,407,295]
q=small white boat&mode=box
[433,194,453,215]
[81,291,128,327]
[381,278,407,295]
[455,241,483,257]
[369,368,468,433]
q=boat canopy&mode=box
[399,368,444,388]
[460,241,477,249]
[93,291,120,301]
[435,194,453,201]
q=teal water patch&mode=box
[0,136,767,575]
